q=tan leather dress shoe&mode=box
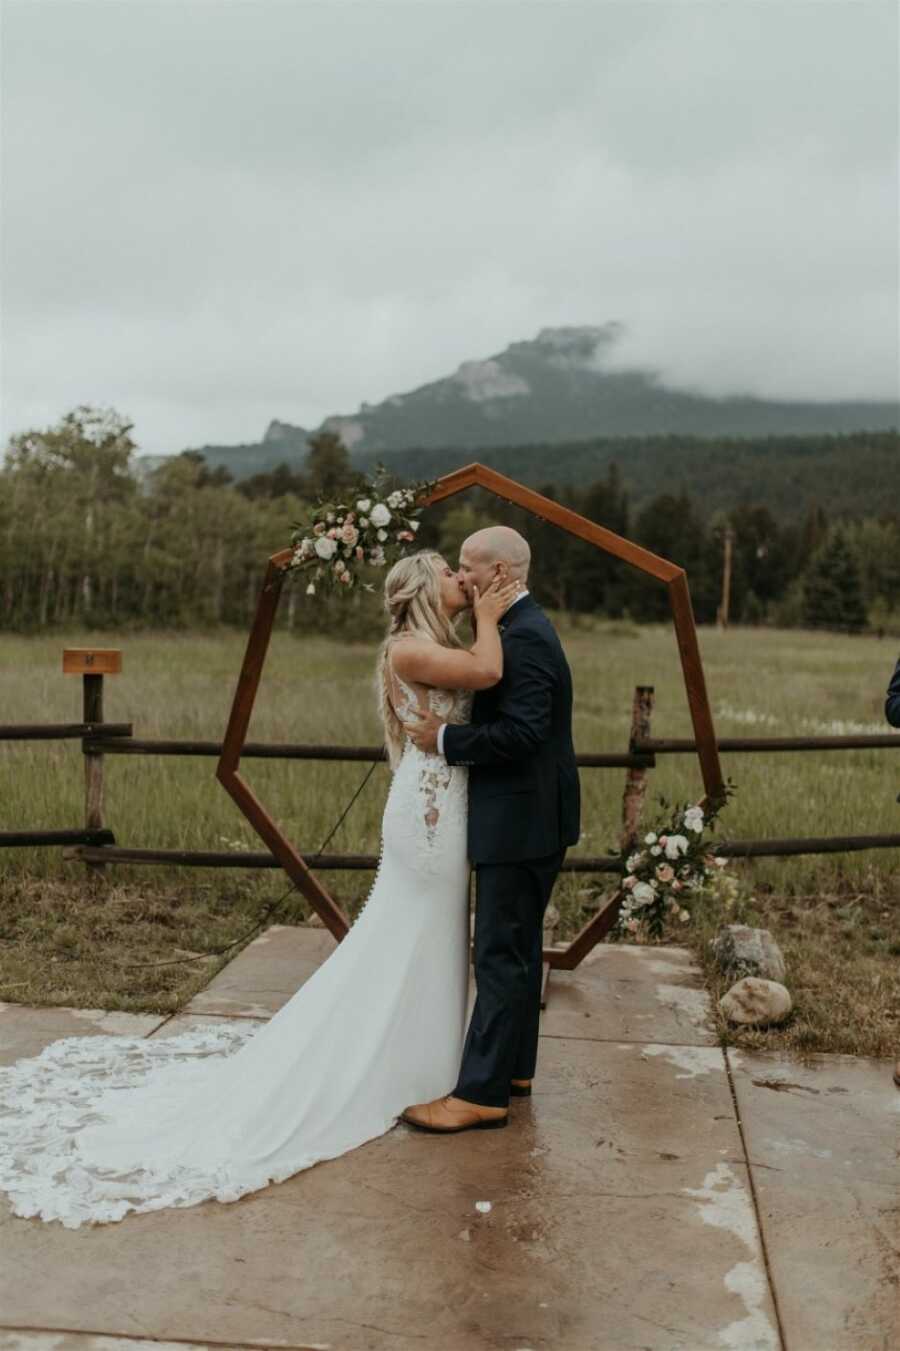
[401,1094,508,1133]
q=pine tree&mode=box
[304,432,354,499]
[802,530,868,632]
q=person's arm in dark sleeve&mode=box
[443,630,554,766]
[886,656,900,728]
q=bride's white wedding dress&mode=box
[0,675,472,1228]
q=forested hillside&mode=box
[3,409,898,636]
[354,429,898,523]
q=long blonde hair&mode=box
[376,550,462,768]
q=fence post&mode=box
[621,684,655,853]
[63,649,122,879]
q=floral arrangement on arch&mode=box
[616,784,735,939]
[289,472,434,594]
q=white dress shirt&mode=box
[435,590,529,757]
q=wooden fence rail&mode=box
[2,650,899,882]
[65,834,900,874]
[0,723,132,741]
[80,737,653,769]
[638,734,900,754]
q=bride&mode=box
[0,551,518,1228]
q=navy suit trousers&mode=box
[454,848,565,1108]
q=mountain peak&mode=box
[533,322,623,358]
[165,323,897,479]
[263,419,307,444]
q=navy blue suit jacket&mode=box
[886,656,900,728]
[443,595,581,864]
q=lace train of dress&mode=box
[0,680,472,1228]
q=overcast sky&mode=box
[2,0,897,457]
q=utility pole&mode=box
[717,525,734,629]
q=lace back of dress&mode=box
[385,658,471,846]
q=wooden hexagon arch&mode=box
[217,462,725,970]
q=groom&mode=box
[401,526,580,1133]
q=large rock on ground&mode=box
[711,924,786,982]
[719,977,792,1026]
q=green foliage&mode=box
[2,407,898,635]
[802,529,869,633]
[356,430,899,523]
[304,430,358,499]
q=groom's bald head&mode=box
[458,525,531,602]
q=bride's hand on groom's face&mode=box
[403,707,442,754]
[473,575,521,625]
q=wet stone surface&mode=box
[728,1048,900,1351]
[184,923,337,1018]
[0,1005,165,1067]
[0,931,895,1349]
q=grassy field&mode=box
[1,622,898,1054]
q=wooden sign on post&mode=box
[63,649,122,878]
[62,649,123,676]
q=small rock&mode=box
[719,977,792,1026]
[711,925,786,983]
[475,1200,492,1214]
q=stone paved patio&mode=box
[1,926,896,1351]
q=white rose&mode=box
[664,834,689,860]
[650,845,662,857]
[683,807,704,833]
[631,882,656,908]
[625,853,642,873]
[377,528,388,543]
[370,503,392,527]
[314,536,338,560]
[409,519,420,532]
[387,490,404,509]
[356,498,372,513]
[306,582,316,595]
[679,909,691,923]
[644,832,657,845]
